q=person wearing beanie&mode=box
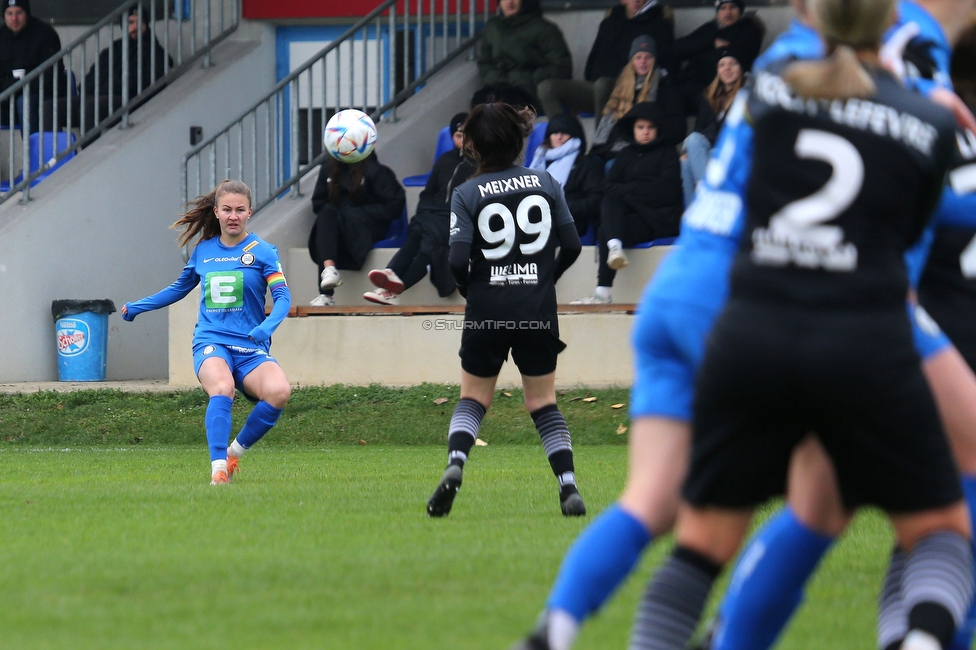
[363,113,476,305]
[672,0,763,113]
[0,0,63,128]
[537,0,675,118]
[590,34,685,160]
[476,0,572,112]
[528,113,604,237]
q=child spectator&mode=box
[680,48,744,205]
[537,0,674,118]
[528,113,604,237]
[477,0,572,111]
[307,152,405,306]
[672,0,763,113]
[364,113,475,305]
[572,103,682,304]
[590,36,685,161]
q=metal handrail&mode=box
[0,0,239,205]
[182,0,488,215]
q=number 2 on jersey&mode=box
[478,196,552,260]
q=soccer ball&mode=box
[323,109,378,164]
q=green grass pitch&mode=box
[0,387,893,649]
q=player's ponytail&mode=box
[782,0,894,100]
[463,102,535,175]
[172,179,253,247]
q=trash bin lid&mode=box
[52,299,117,321]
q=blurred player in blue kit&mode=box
[122,180,292,485]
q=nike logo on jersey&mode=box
[478,174,542,198]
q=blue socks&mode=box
[546,504,652,622]
[950,474,976,650]
[204,395,234,462]
[715,507,835,650]
[236,401,282,449]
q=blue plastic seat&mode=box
[525,121,548,160]
[16,130,76,187]
[373,206,409,248]
[579,223,596,245]
[402,126,454,187]
[630,237,678,249]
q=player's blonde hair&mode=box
[783,0,895,99]
[173,179,253,247]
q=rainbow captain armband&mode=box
[266,271,287,289]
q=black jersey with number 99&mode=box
[731,65,956,309]
[450,166,575,324]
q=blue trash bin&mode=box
[51,300,116,382]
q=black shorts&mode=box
[683,299,962,514]
[919,293,976,373]
[459,325,566,378]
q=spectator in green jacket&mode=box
[477,0,572,112]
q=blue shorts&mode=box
[909,302,951,361]
[192,342,279,400]
[630,296,721,420]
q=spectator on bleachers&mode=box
[42,6,173,133]
[308,153,406,307]
[0,0,66,130]
[528,113,603,237]
[680,47,744,205]
[572,103,681,305]
[537,0,674,118]
[477,0,572,112]
[85,7,172,116]
[590,35,685,160]
[363,113,475,305]
[672,0,763,113]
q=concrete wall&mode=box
[168,286,638,388]
[0,21,276,382]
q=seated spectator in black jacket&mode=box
[572,103,682,304]
[590,36,685,161]
[0,0,66,130]
[42,6,173,133]
[477,0,572,112]
[672,0,763,113]
[308,152,406,306]
[537,0,674,118]
[363,113,476,305]
[527,113,603,237]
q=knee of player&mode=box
[264,381,291,408]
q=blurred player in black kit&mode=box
[622,0,974,645]
[426,103,585,518]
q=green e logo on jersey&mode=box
[205,271,244,308]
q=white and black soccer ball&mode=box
[323,109,378,164]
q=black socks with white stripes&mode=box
[630,545,722,649]
[530,404,578,499]
[446,397,486,469]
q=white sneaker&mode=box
[570,293,612,305]
[367,268,405,293]
[607,247,629,271]
[320,266,342,291]
[363,288,400,305]
[310,294,335,307]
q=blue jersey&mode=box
[752,19,822,72]
[124,233,291,350]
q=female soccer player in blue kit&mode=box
[122,180,292,485]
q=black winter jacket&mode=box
[585,2,675,80]
[309,153,406,270]
[564,152,604,234]
[0,18,64,96]
[84,32,173,99]
[477,0,572,103]
[674,14,763,86]
[604,104,683,235]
